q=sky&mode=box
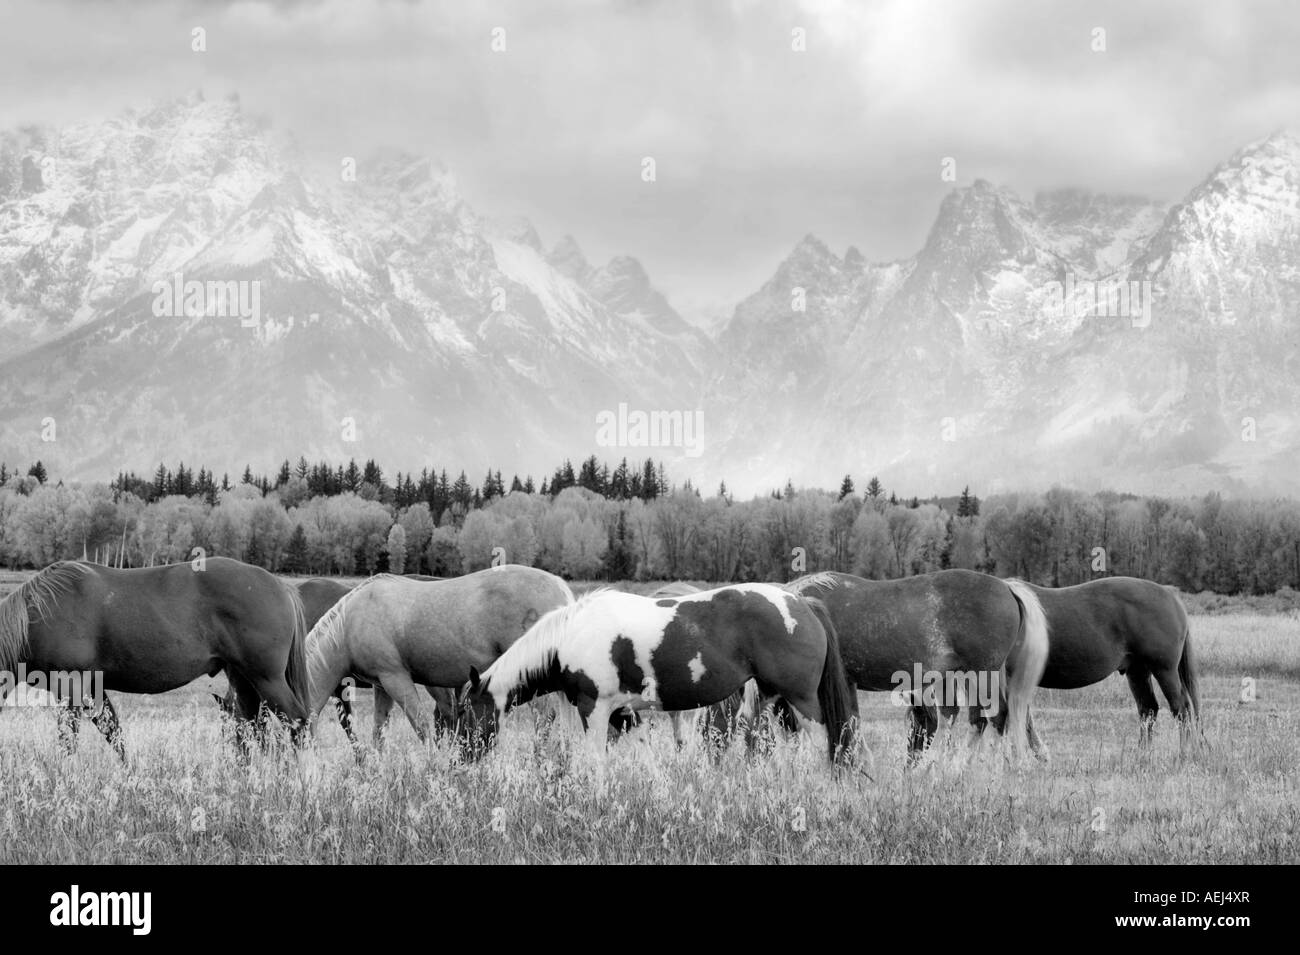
[4,0,1299,323]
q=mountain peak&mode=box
[548,234,591,279]
[489,216,544,251]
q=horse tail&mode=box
[1003,579,1049,758]
[806,596,857,763]
[282,583,311,716]
[1178,622,1201,726]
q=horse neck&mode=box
[306,631,352,717]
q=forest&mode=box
[1,456,1298,595]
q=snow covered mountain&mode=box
[1,94,1297,496]
[705,131,1300,496]
[0,94,711,481]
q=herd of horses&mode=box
[0,558,1203,765]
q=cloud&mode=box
[3,0,1298,310]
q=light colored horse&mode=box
[304,565,573,746]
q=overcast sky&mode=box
[4,0,1299,320]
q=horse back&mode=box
[1033,576,1185,686]
[818,570,1019,689]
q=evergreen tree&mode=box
[344,459,362,492]
[640,459,659,500]
[866,476,883,501]
[523,475,535,494]
[295,456,309,481]
[509,474,524,493]
[241,464,254,486]
[284,525,309,574]
[27,461,47,485]
[610,458,631,500]
[838,475,855,501]
[152,463,169,499]
[277,460,292,487]
[956,485,980,518]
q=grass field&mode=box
[0,572,1297,863]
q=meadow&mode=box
[0,572,1296,864]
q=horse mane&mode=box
[0,562,92,677]
[305,574,402,699]
[785,572,840,595]
[481,586,615,697]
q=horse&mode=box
[303,565,574,748]
[646,582,798,749]
[459,583,858,763]
[997,576,1200,754]
[0,557,309,759]
[787,570,1048,760]
[214,575,458,742]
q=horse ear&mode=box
[468,667,481,691]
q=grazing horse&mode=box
[215,575,458,742]
[304,565,573,747]
[788,570,1048,759]
[999,576,1200,754]
[460,584,858,763]
[0,558,309,759]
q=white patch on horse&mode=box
[688,652,706,683]
[721,583,799,633]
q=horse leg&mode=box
[224,671,270,758]
[906,704,938,764]
[1124,666,1160,747]
[89,692,127,763]
[777,691,827,760]
[374,671,431,744]
[427,686,458,737]
[57,702,80,755]
[1151,665,1195,754]
[581,699,614,760]
[372,685,395,748]
[332,686,355,745]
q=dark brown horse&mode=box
[789,570,1048,759]
[0,558,309,759]
[999,576,1200,754]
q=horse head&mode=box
[455,666,501,760]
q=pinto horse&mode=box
[304,565,573,747]
[998,576,1201,754]
[0,558,309,759]
[788,570,1048,759]
[460,584,858,763]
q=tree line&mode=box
[1,459,1298,595]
